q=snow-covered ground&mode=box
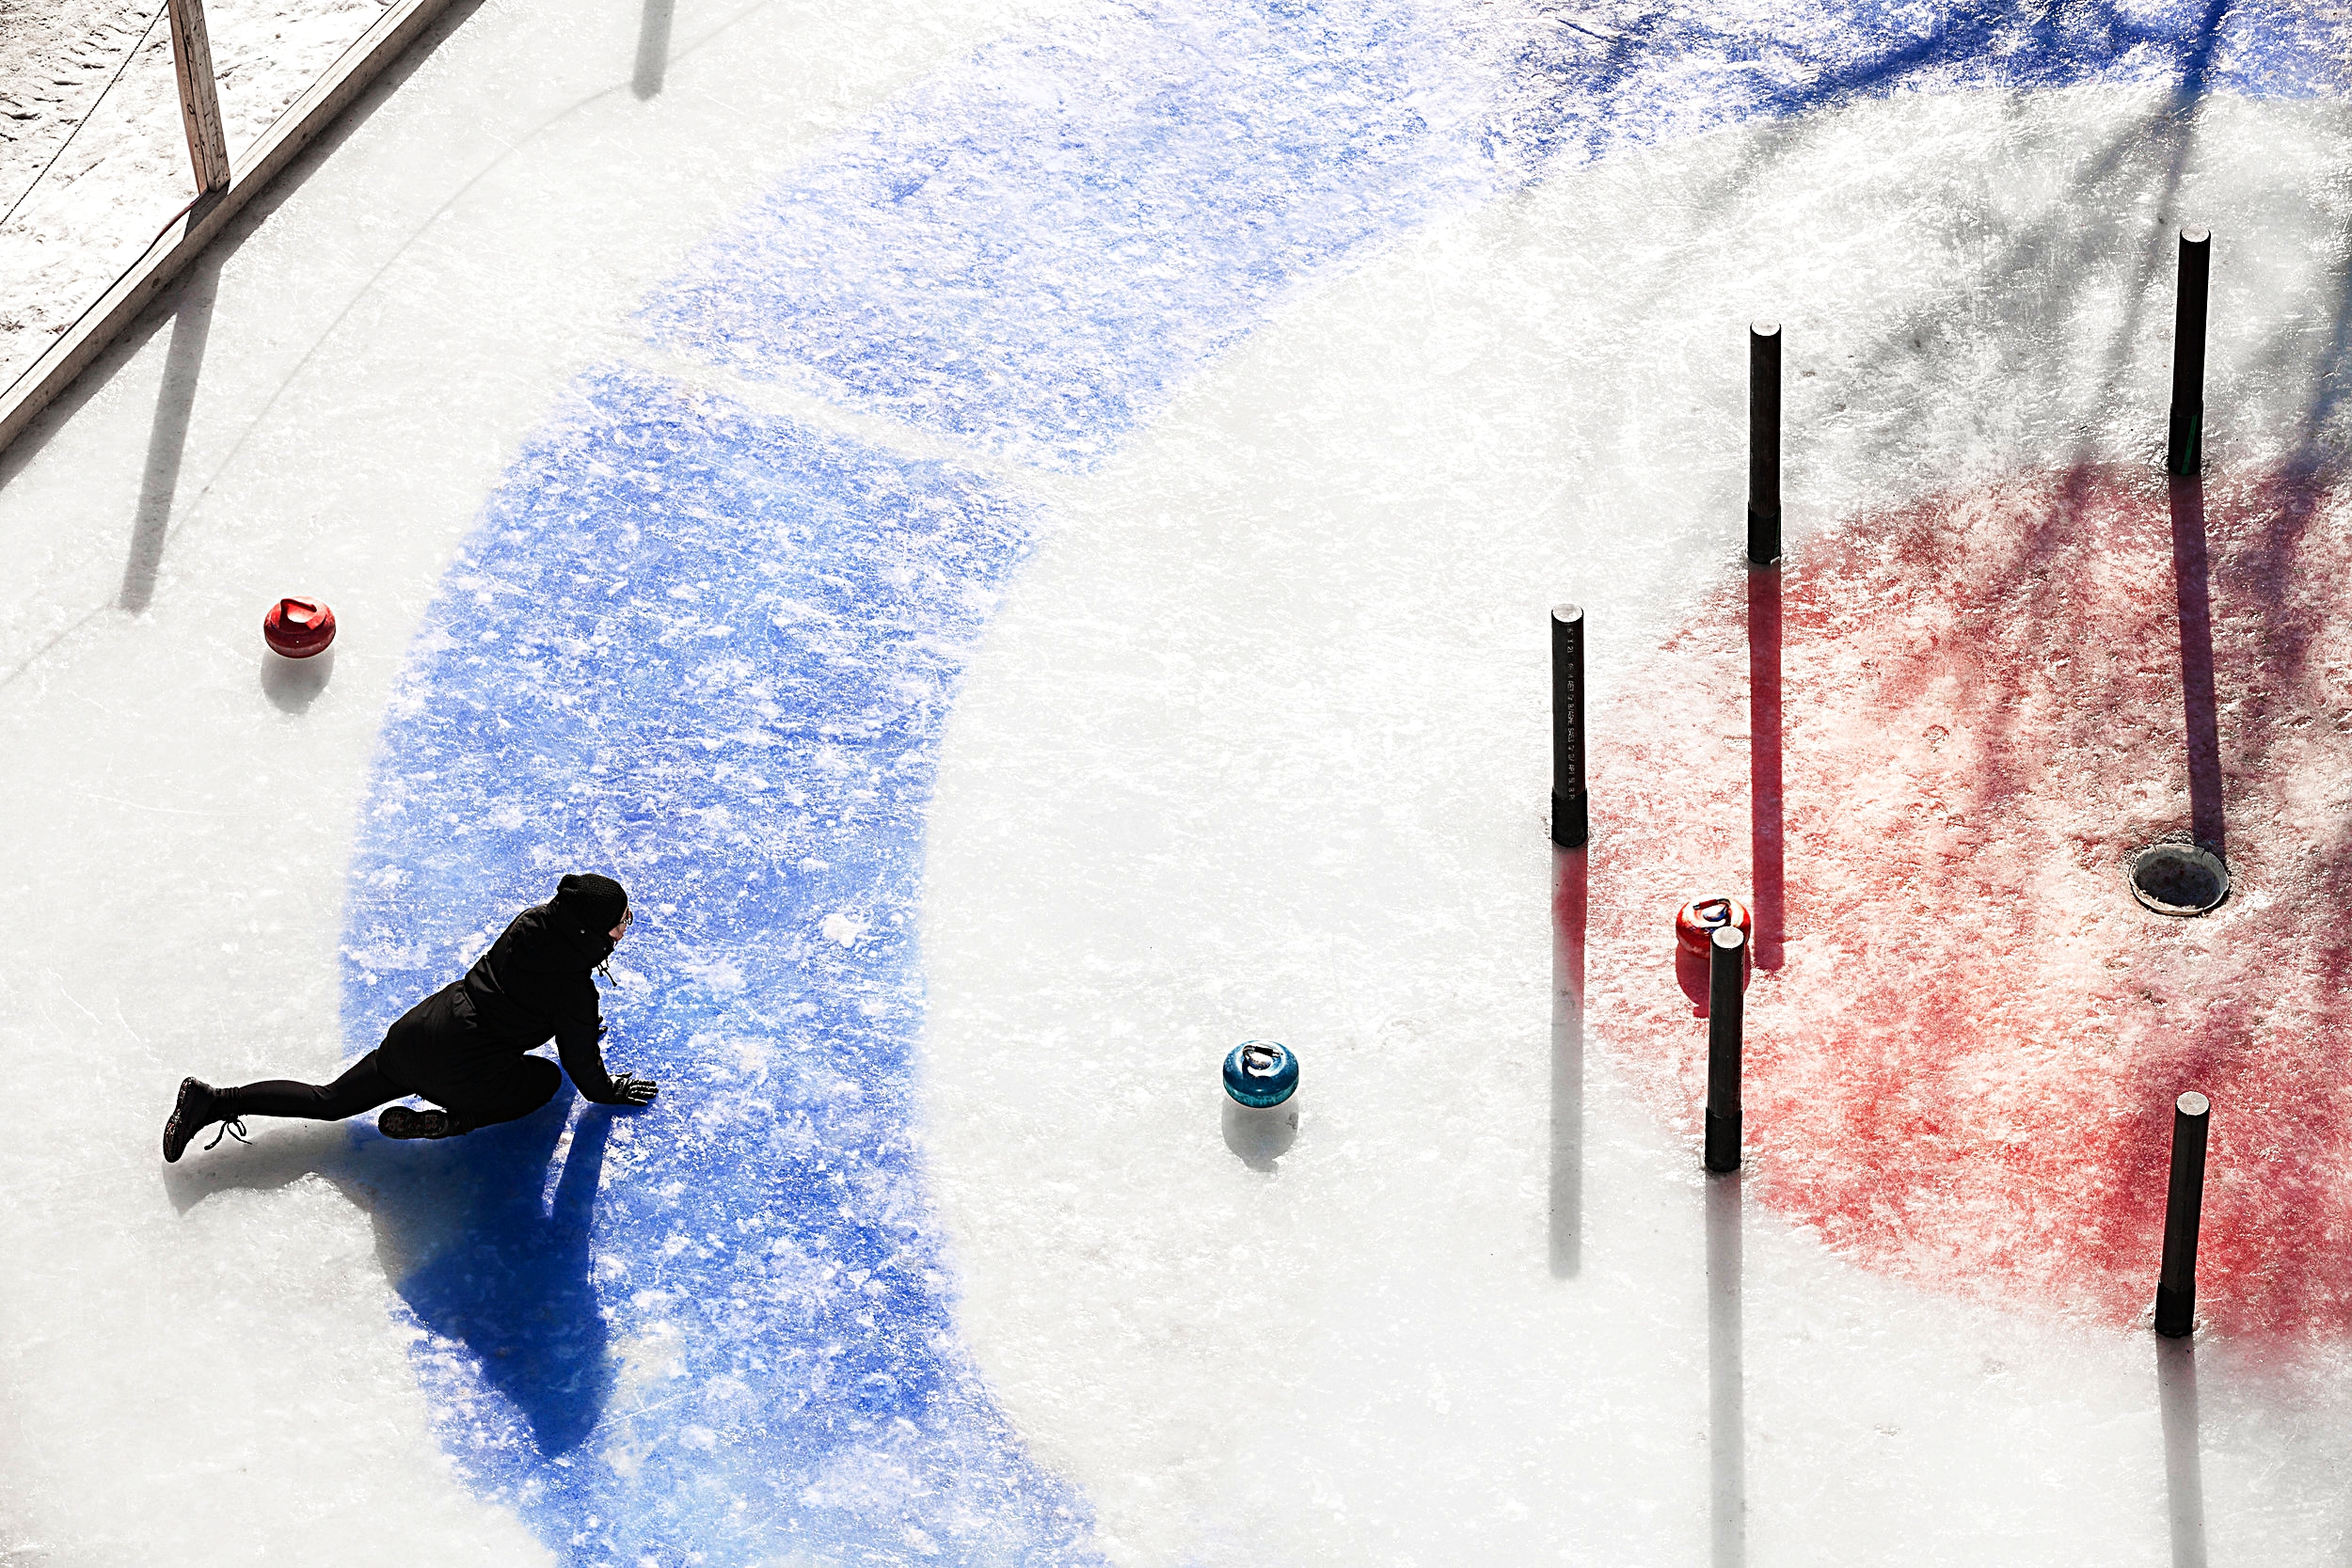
[0,0,391,392]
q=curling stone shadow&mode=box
[1221,1099,1298,1172]
[164,1084,620,1455]
[261,647,334,713]
[1678,945,1756,1019]
[1677,945,1710,1017]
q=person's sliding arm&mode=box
[555,1012,659,1106]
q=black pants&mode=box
[221,985,561,1132]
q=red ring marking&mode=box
[1588,464,2352,1337]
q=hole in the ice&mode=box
[2129,842,2229,916]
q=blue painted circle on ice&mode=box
[1224,1041,1299,1108]
[337,0,2347,1560]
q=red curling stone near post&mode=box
[262,597,337,658]
[1675,896,1751,958]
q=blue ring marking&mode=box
[342,366,1102,1563]
[643,0,2346,474]
[345,0,2352,1559]
[644,0,1497,473]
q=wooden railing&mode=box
[0,0,468,462]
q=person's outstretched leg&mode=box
[221,1052,410,1120]
[163,1052,409,1162]
[379,1054,561,1141]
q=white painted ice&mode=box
[922,87,2352,1564]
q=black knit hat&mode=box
[550,872,628,935]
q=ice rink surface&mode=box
[2,0,2350,1561]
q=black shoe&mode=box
[162,1077,246,1163]
[378,1105,461,1141]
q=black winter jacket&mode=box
[448,904,622,1101]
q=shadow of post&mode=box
[163,1085,622,1455]
[1550,845,1586,1277]
[1746,564,1785,970]
[120,253,223,612]
[2157,1337,2207,1568]
[632,0,676,98]
[1708,1170,1744,1568]
[2168,477,2226,857]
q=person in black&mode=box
[162,873,660,1161]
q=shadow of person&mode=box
[163,1082,621,1455]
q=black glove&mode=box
[608,1073,659,1107]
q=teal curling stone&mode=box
[1222,1039,1298,1107]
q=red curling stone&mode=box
[262,596,337,658]
[1675,895,1751,958]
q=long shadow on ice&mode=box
[119,249,220,614]
[631,0,675,98]
[2157,1337,2207,1568]
[163,1084,622,1455]
[1549,845,1586,1278]
[2166,477,2225,857]
[1745,565,1784,974]
[1706,1170,1744,1568]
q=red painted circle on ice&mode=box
[1586,463,2352,1337]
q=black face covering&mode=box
[550,873,628,939]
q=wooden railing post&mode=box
[166,0,231,194]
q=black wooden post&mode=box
[2167,230,2211,477]
[1704,926,1745,1172]
[1747,322,1782,565]
[2154,1091,2212,1338]
[1551,604,1587,847]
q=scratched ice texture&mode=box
[1586,465,2352,1337]
[335,366,1097,1563]
[346,1,2352,1560]
[642,0,2350,473]
[4,0,2352,1561]
[912,80,2352,1568]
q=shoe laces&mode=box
[204,1117,249,1150]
